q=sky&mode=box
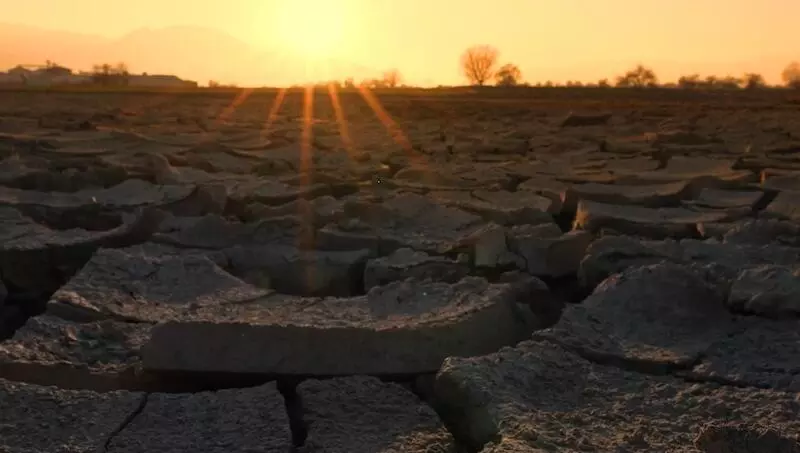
[4,0,799,86]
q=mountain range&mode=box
[2,22,797,87]
[0,23,380,86]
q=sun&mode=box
[271,0,350,61]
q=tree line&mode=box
[458,45,800,89]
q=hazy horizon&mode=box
[4,0,800,87]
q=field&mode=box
[1,87,800,452]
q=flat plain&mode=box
[1,87,800,452]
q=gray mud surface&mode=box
[2,88,800,452]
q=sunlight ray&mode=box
[299,84,316,288]
[301,85,315,186]
[260,87,287,141]
[356,85,427,169]
[327,83,355,157]
[213,87,254,130]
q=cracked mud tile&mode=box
[105,382,292,452]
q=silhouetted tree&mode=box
[704,75,719,87]
[91,62,129,86]
[597,79,610,88]
[782,62,800,89]
[343,77,355,89]
[678,74,701,89]
[615,64,658,88]
[715,76,741,90]
[495,63,522,86]
[742,73,766,90]
[363,78,387,89]
[114,62,130,85]
[382,69,402,88]
[461,45,498,86]
[115,63,129,75]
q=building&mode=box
[127,74,198,88]
[0,65,197,88]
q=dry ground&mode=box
[1,88,800,452]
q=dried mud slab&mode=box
[560,112,612,127]
[685,318,800,391]
[683,188,765,210]
[728,265,800,317]
[763,190,800,221]
[318,193,486,254]
[0,179,225,225]
[0,315,151,391]
[228,177,334,206]
[105,383,292,452]
[624,156,755,187]
[578,234,800,289]
[0,206,164,296]
[430,189,555,225]
[694,423,800,453]
[298,376,456,452]
[434,341,800,453]
[0,378,146,453]
[507,225,594,277]
[363,248,470,290]
[574,200,731,238]
[141,277,543,376]
[537,263,735,372]
[722,219,800,247]
[47,248,269,322]
[152,214,310,249]
[390,165,512,192]
[561,180,691,212]
[224,244,372,297]
[243,195,345,225]
[550,262,800,391]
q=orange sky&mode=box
[5,0,799,86]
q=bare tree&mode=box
[382,69,402,88]
[461,45,499,86]
[615,64,658,88]
[495,63,522,86]
[782,62,800,89]
[115,62,130,85]
[115,62,129,76]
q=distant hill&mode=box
[0,23,378,86]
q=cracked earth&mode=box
[1,88,800,452]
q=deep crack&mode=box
[101,393,149,452]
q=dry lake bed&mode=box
[1,87,800,452]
